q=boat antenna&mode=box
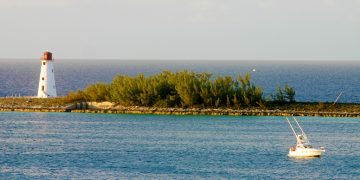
[286,117,300,144]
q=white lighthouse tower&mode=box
[37,51,57,98]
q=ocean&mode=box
[1,60,360,179]
[0,112,359,179]
[0,59,359,103]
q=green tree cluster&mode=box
[273,84,296,103]
[67,70,295,108]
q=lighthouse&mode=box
[37,51,57,98]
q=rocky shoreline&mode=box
[0,101,359,117]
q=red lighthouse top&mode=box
[41,51,53,60]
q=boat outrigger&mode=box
[286,117,325,158]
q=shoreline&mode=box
[0,102,359,117]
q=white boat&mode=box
[286,117,325,158]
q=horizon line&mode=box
[0,58,360,61]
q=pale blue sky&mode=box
[1,0,360,60]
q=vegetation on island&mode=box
[66,70,296,108]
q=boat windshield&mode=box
[304,144,312,148]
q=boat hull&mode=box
[288,148,324,158]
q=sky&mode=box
[0,0,360,60]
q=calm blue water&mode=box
[0,112,359,179]
[0,60,359,103]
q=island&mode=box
[1,71,359,117]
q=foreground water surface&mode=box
[0,112,359,179]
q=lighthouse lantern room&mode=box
[37,51,57,98]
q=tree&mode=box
[174,71,201,107]
[155,71,180,107]
[109,74,142,105]
[66,89,85,102]
[237,73,263,106]
[83,82,109,101]
[274,85,286,103]
[285,84,296,103]
[198,72,213,107]
[273,84,296,103]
